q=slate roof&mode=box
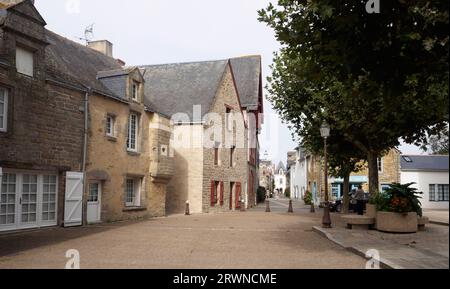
[45,29,122,96]
[276,161,286,173]
[229,55,261,109]
[401,155,449,172]
[140,60,228,121]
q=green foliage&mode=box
[303,190,313,205]
[284,187,291,198]
[257,186,267,203]
[258,0,449,194]
[422,126,449,155]
[372,183,423,216]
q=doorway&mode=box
[87,182,101,224]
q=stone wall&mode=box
[202,65,248,213]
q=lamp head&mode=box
[320,123,330,138]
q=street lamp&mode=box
[320,123,332,228]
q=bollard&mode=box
[288,199,294,213]
[185,200,190,216]
[265,198,271,213]
[310,202,315,213]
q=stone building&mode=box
[259,159,274,194]
[0,0,87,231]
[141,60,249,214]
[296,147,401,203]
[229,56,264,209]
[274,161,287,198]
[0,0,173,231]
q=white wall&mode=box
[290,157,307,200]
[401,171,449,210]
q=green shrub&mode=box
[257,186,267,203]
[303,191,313,205]
[372,183,423,216]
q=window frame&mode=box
[230,146,235,168]
[106,115,115,137]
[127,113,139,152]
[438,184,449,202]
[131,81,139,101]
[429,184,436,202]
[377,158,384,173]
[15,46,34,77]
[226,107,233,132]
[125,178,141,207]
[0,88,7,132]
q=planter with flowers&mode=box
[373,183,423,233]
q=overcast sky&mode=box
[35,0,422,165]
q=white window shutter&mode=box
[16,47,34,77]
[64,172,84,227]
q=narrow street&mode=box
[0,199,366,269]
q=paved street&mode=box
[0,199,366,269]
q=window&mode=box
[381,184,391,193]
[106,115,115,137]
[214,142,220,166]
[377,158,383,173]
[230,146,235,167]
[127,113,138,151]
[131,81,139,101]
[88,183,99,202]
[16,47,34,77]
[429,184,449,202]
[226,107,232,131]
[402,156,413,163]
[332,184,341,198]
[429,184,436,202]
[0,88,7,132]
[125,178,141,207]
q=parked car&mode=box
[329,191,370,213]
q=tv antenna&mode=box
[77,23,95,45]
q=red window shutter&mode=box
[220,182,224,206]
[235,183,241,209]
[210,180,215,207]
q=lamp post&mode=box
[320,123,332,228]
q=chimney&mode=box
[87,40,113,58]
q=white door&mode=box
[64,172,83,227]
[19,174,38,229]
[1,169,58,232]
[0,169,17,231]
[87,182,101,223]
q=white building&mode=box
[274,162,286,197]
[289,148,308,200]
[400,155,449,210]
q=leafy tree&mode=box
[301,119,366,213]
[259,0,449,195]
[422,125,449,155]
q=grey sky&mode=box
[35,0,422,165]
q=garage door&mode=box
[0,169,58,232]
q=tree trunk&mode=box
[342,173,350,214]
[367,151,379,196]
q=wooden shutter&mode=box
[210,180,215,207]
[220,182,224,206]
[235,183,241,209]
[64,172,84,227]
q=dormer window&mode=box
[16,47,34,77]
[131,81,139,101]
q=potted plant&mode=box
[374,183,423,233]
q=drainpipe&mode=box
[81,87,91,226]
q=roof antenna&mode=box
[77,23,95,45]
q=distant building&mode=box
[400,155,449,210]
[290,148,401,204]
[274,162,286,198]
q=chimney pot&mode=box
[87,40,113,58]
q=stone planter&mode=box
[365,204,377,218]
[376,211,418,233]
